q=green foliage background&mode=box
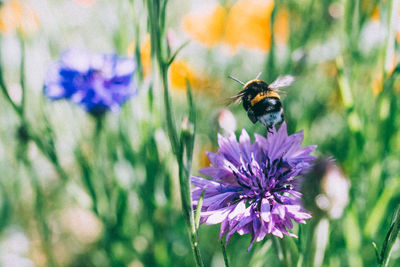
[0,0,399,266]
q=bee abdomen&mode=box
[252,97,282,116]
[257,110,284,128]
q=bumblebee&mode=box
[227,73,294,131]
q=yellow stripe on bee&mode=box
[250,91,280,106]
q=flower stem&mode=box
[0,38,68,182]
[272,236,285,267]
[279,238,291,267]
[221,239,230,267]
[28,129,68,182]
[304,218,319,267]
[21,156,56,267]
[18,34,26,115]
[0,40,23,117]
[145,0,204,265]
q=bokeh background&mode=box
[0,0,400,266]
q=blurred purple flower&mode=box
[192,123,316,249]
[44,49,136,116]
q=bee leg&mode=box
[267,126,273,134]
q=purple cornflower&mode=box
[44,49,136,116]
[192,123,316,248]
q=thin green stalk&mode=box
[93,116,112,205]
[265,4,276,82]
[304,219,318,267]
[75,146,99,216]
[1,38,68,182]
[296,226,304,267]
[19,34,26,115]
[145,0,204,266]
[221,239,230,267]
[0,43,22,117]
[75,115,119,264]
[272,236,284,266]
[177,156,204,267]
[279,238,291,267]
[177,84,202,266]
[29,130,68,182]
[22,157,56,267]
[93,115,124,265]
[383,0,399,76]
[160,67,180,156]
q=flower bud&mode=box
[212,108,237,135]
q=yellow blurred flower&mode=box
[169,60,203,91]
[0,0,39,36]
[273,8,290,46]
[0,0,22,34]
[183,4,226,47]
[372,72,383,96]
[182,0,287,52]
[127,34,152,79]
[224,0,274,51]
[140,34,152,78]
[387,54,397,76]
[197,144,212,169]
[127,41,135,56]
[397,6,400,43]
[371,6,379,22]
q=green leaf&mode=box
[115,188,128,229]
[167,40,190,67]
[364,178,400,238]
[194,189,205,230]
[379,205,400,267]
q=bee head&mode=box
[243,80,269,94]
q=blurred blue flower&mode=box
[44,49,136,116]
[192,123,316,249]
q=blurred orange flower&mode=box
[274,8,290,45]
[140,34,152,78]
[197,144,212,169]
[183,0,281,52]
[397,6,400,43]
[127,41,135,56]
[169,60,205,91]
[387,54,397,77]
[0,0,39,35]
[371,6,379,21]
[372,72,383,96]
[224,0,274,51]
[183,4,226,47]
[0,0,22,34]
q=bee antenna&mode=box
[228,75,245,85]
[255,72,262,80]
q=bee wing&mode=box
[224,90,246,105]
[269,75,295,89]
